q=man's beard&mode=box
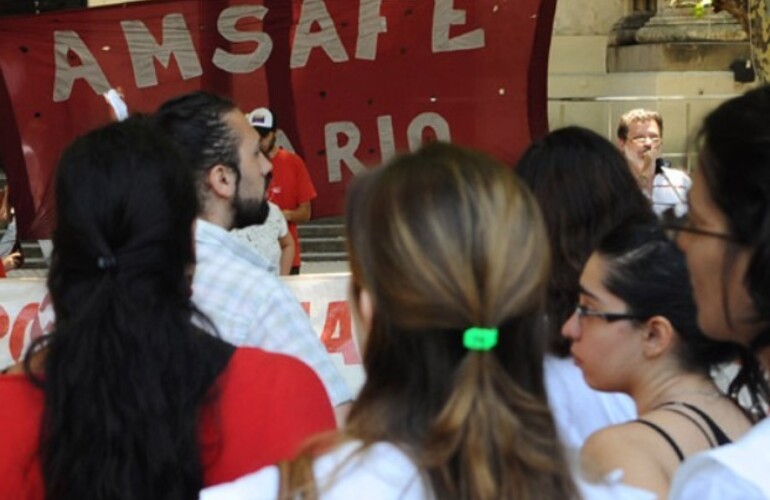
[261,135,277,156]
[231,192,270,229]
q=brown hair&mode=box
[282,142,577,499]
[617,108,663,141]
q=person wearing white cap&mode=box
[248,107,317,274]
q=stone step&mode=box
[302,251,349,262]
[20,240,48,269]
[298,216,347,263]
[300,236,346,253]
[299,224,346,238]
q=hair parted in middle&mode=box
[31,116,234,500]
[340,141,577,500]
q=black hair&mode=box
[154,91,241,186]
[516,126,656,356]
[597,222,741,375]
[255,111,277,138]
[696,86,770,416]
[26,116,234,499]
[597,221,766,417]
[699,86,770,349]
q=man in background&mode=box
[617,108,690,216]
[248,108,316,274]
[155,92,352,419]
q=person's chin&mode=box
[232,200,270,229]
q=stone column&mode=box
[608,0,749,72]
[636,0,746,43]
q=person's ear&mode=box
[350,283,375,352]
[206,164,237,199]
[641,315,675,359]
[357,288,375,335]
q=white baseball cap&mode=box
[247,107,275,130]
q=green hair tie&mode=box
[463,327,498,351]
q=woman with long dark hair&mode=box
[563,222,753,498]
[516,126,657,450]
[667,86,770,498]
[0,117,335,499]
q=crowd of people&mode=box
[1,85,769,499]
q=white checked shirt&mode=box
[193,219,352,406]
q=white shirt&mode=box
[670,417,770,499]
[193,219,352,406]
[201,441,426,500]
[650,166,691,217]
[544,355,637,451]
[231,202,288,276]
[200,440,656,500]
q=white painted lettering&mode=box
[291,0,349,68]
[356,0,387,60]
[121,13,202,89]
[53,31,111,102]
[213,5,273,74]
[325,121,366,182]
[432,0,485,53]
[376,115,396,162]
[407,112,451,150]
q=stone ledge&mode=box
[608,42,750,72]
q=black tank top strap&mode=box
[659,401,733,446]
[634,419,686,462]
[657,405,717,447]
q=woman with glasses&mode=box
[667,86,770,499]
[562,222,753,499]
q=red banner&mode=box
[0,0,556,239]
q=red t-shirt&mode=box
[0,348,335,499]
[268,149,317,268]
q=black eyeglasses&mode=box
[574,304,647,323]
[660,207,734,242]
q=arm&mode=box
[2,251,21,271]
[246,280,354,407]
[581,426,669,499]
[282,201,311,223]
[278,232,295,276]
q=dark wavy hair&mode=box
[25,117,233,499]
[516,126,655,356]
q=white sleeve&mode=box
[200,466,279,499]
[669,455,766,500]
[278,211,288,238]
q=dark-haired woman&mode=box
[203,143,656,499]
[562,222,753,498]
[517,126,657,450]
[667,86,770,499]
[0,117,335,499]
